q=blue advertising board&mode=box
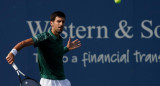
[1,0,160,86]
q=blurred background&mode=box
[1,0,160,86]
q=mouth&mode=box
[58,27,63,31]
[59,27,62,29]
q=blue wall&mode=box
[1,0,160,86]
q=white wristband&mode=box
[10,49,17,56]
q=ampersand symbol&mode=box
[115,20,134,39]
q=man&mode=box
[6,11,81,86]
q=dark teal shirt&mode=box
[32,30,69,80]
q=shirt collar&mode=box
[48,30,62,40]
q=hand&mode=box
[67,37,81,51]
[6,53,14,64]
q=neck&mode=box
[51,29,60,38]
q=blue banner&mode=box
[1,0,160,86]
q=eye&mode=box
[57,20,61,23]
[57,20,65,24]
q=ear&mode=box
[50,21,54,26]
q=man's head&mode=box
[50,11,66,34]
[50,11,66,21]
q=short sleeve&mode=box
[32,32,49,47]
[63,46,69,54]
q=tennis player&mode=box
[6,11,81,86]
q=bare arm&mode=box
[6,38,34,64]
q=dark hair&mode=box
[50,11,66,21]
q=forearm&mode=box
[6,38,34,64]
[13,38,34,51]
[13,39,32,51]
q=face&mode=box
[50,16,65,34]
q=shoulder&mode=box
[32,32,51,42]
[37,32,50,38]
[40,32,50,36]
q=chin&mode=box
[58,31,63,34]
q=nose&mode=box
[60,22,63,25]
[60,21,64,26]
